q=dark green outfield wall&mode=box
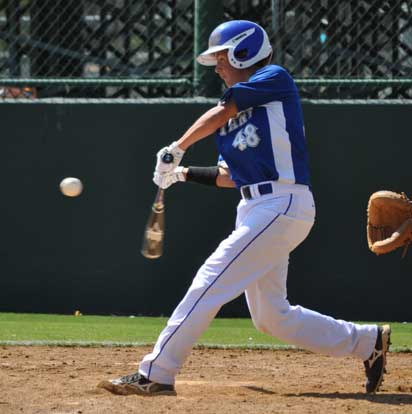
[0,102,411,321]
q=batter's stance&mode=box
[99,20,390,396]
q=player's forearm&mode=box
[176,102,237,151]
[180,166,236,188]
[216,169,236,188]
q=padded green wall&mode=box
[0,102,410,321]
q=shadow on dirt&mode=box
[244,385,276,395]
[284,392,412,405]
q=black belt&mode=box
[240,183,273,200]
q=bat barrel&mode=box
[141,187,165,259]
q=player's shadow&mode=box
[285,392,412,405]
[244,385,276,395]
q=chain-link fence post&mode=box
[194,0,222,97]
[5,0,21,77]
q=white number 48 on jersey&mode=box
[232,123,261,151]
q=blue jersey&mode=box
[216,65,310,188]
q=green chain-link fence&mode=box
[0,0,411,99]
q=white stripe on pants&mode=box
[139,188,377,385]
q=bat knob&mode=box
[161,152,174,164]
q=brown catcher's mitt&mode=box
[367,190,412,257]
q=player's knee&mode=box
[252,320,272,335]
[251,301,293,334]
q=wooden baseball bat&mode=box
[141,148,176,259]
[141,187,165,259]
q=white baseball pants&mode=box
[139,182,377,385]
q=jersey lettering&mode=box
[232,123,261,151]
[227,117,238,132]
[219,108,253,136]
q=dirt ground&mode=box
[1,346,412,414]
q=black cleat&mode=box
[363,325,391,393]
[98,372,176,396]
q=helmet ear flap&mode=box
[228,25,271,69]
[227,48,242,68]
[234,49,248,59]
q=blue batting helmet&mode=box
[197,20,272,69]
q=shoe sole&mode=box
[97,380,177,397]
[371,324,391,393]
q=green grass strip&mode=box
[0,313,411,352]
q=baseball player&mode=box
[99,20,390,396]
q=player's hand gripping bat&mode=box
[141,151,175,259]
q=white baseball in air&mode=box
[59,177,83,197]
